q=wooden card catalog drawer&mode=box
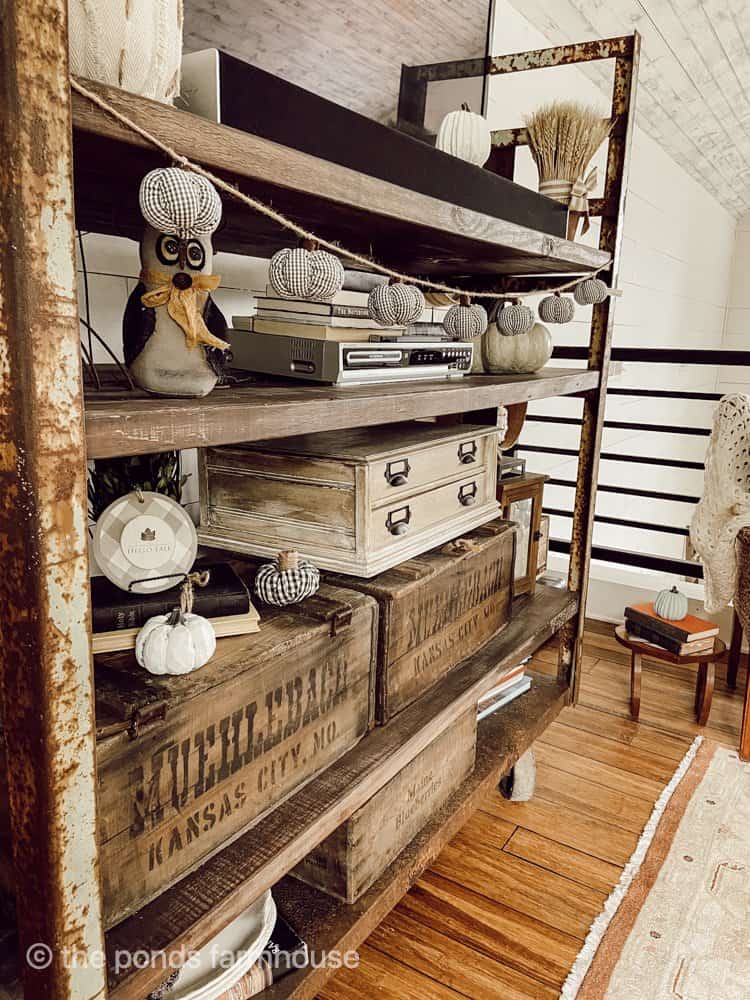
[92,578,377,928]
[292,708,476,903]
[198,422,500,578]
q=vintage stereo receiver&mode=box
[226,329,474,386]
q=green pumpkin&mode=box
[654,585,688,622]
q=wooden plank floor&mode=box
[318,623,746,999]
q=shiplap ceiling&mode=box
[183,1,490,124]
[506,0,750,217]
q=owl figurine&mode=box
[123,167,231,397]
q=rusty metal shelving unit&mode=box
[0,5,638,997]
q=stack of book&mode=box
[477,660,532,721]
[236,282,450,344]
[624,602,719,655]
[91,562,259,654]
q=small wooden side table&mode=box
[614,625,727,726]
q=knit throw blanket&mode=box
[690,394,750,612]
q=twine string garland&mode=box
[71,77,610,304]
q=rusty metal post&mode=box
[558,34,641,698]
[0,3,107,998]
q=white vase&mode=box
[68,0,183,104]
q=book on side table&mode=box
[624,602,719,656]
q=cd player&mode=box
[227,330,474,386]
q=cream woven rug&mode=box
[562,738,750,999]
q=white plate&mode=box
[92,490,197,595]
[168,890,276,1000]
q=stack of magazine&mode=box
[477,658,532,721]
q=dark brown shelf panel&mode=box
[105,585,576,999]
[84,369,599,458]
[267,674,568,1000]
[71,79,610,277]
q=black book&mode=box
[90,562,250,633]
[625,619,714,656]
[624,604,719,642]
[262,912,309,981]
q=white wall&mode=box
[722,209,750,393]
[486,0,738,623]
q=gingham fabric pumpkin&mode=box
[574,277,609,306]
[443,301,488,341]
[496,302,535,337]
[538,293,575,324]
[139,167,222,239]
[368,281,425,326]
[254,550,320,607]
[269,244,345,301]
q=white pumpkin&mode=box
[68,0,183,104]
[135,610,216,675]
[653,585,689,622]
[483,322,553,374]
[436,104,492,167]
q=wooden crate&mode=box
[292,707,476,903]
[92,580,377,928]
[326,520,515,722]
[198,421,500,577]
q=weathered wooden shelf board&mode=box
[85,369,598,458]
[105,585,576,998]
[71,80,610,276]
[265,674,569,1000]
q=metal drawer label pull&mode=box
[458,440,478,464]
[459,482,478,506]
[384,458,411,487]
[386,505,411,535]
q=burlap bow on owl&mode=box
[139,268,231,351]
[569,167,597,234]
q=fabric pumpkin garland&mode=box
[255,550,320,607]
[368,280,425,326]
[269,239,345,301]
[538,293,575,324]
[139,167,223,239]
[574,277,609,306]
[496,300,535,337]
[442,296,488,341]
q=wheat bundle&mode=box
[525,101,612,186]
